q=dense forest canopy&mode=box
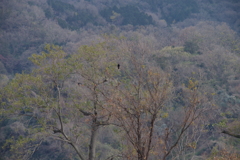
[0,0,240,159]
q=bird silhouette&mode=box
[117,64,120,69]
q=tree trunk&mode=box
[89,123,99,160]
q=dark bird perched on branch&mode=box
[53,129,61,134]
[117,64,120,69]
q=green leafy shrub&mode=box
[161,0,199,24]
[100,5,153,26]
[47,0,75,13]
[66,10,98,29]
[184,41,200,54]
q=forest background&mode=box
[0,0,240,159]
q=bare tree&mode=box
[107,53,209,160]
[161,80,208,160]
[108,56,172,160]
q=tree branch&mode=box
[79,108,92,116]
[222,130,240,139]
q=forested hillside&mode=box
[0,0,240,159]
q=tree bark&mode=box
[89,123,99,160]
